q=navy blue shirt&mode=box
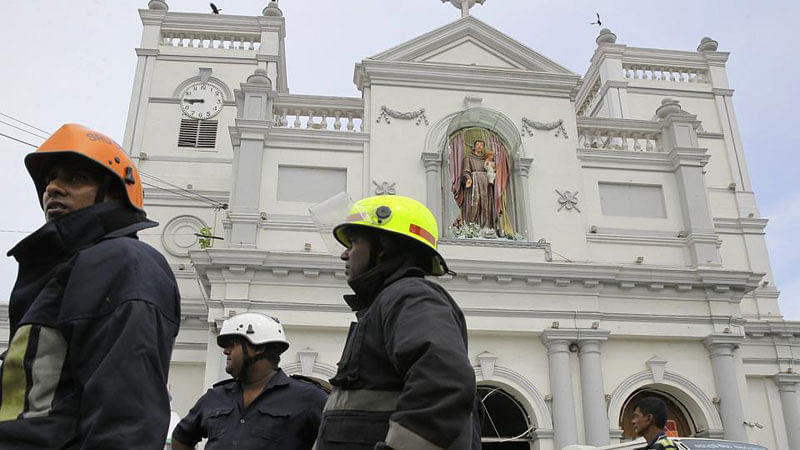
[173,370,327,450]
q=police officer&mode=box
[631,397,679,449]
[315,195,480,450]
[171,312,327,450]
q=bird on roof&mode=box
[590,13,602,26]
[210,3,222,14]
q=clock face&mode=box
[181,82,224,119]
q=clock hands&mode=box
[183,98,205,104]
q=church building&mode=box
[20,0,800,448]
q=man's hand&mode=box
[465,178,472,188]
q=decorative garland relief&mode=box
[376,106,429,126]
[521,117,568,139]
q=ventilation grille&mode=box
[178,119,217,148]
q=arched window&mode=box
[478,385,533,449]
[620,389,696,439]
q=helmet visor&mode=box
[309,192,365,255]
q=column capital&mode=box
[773,373,800,392]
[541,329,574,354]
[421,152,442,172]
[515,156,534,178]
[703,333,743,357]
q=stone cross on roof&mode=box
[442,0,486,18]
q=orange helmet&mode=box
[25,124,144,212]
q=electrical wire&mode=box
[0,132,38,148]
[0,112,51,136]
[0,119,49,141]
[141,180,221,207]
[139,170,226,208]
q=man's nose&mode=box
[340,248,350,261]
[44,177,66,197]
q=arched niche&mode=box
[421,108,533,239]
[607,370,724,438]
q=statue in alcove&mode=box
[448,127,516,238]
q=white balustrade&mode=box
[622,64,708,83]
[577,78,602,117]
[273,104,364,132]
[160,32,261,51]
[577,118,663,152]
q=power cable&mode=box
[141,180,221,207]
[0,119,48,141]
[0,132,38,148]
[139,170,226,209]
[0,112,52,136]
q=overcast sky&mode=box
[1,0,797,319]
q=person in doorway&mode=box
[0,123,181,447]
[315,195,480,450]
[631,397,679,449]
[171,312,327,450]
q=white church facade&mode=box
[3,1,798,448]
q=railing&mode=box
[160,31,261,51]
[577,117,663,152]
[576,78,601,117]
[272,94,364,132]
[622,64,708,84]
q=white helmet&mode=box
[217,312,290,353]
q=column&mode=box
[228,70,274,247]
[579,332,610,446]
[704,334,747,441]
[542,330,579,449]
[202,320,225,388]
[421,152,442,221]
[773,373,800,446]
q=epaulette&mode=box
[290,374,329,392]
[212,378,236,388]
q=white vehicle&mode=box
[565,437,769,450]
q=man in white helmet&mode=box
[171,313,327,450]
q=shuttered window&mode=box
[178,119,217,148]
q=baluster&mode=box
[347,114,354,131]
[293,110,302,128]
[281,109,289,127]
[645,135,655,152]
[620,133,629,150]
[633,135,642,151]
[333,112,342,131]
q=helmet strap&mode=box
[94,173,111,205]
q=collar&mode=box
[648,431,668,447]
[225,368,290,393]
[344,255,426,313]
[8,200,155,262]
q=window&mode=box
[478,385,533,449]
[178,119,218,148]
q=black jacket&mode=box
[0,201,180,449]
[316,256,479,450]
[172,370,328,449]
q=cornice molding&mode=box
[355,60,579,97]
[266,128,369,151]
[135,48,160,57]
[577,146,710,171]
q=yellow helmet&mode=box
[333,195,449,276]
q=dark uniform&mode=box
[0,200,180,448]
[647,431,678,449]
[316,257,479,450]
[173,369,327,449]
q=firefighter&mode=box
[0,123,181,447]
[171,312,327,449]
[314,195,480,450]
[631,397,679,449]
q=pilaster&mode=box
[773,373,800,446]
[703,334,747,442]
[227,70,274,247]
[658,99,721,267]
[421,152,442,223]
[515,156,534,239]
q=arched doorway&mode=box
[620,389,695,439]
[478,385,533,449]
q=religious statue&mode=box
[448,128,516,238]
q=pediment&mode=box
[368,16,575,75]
